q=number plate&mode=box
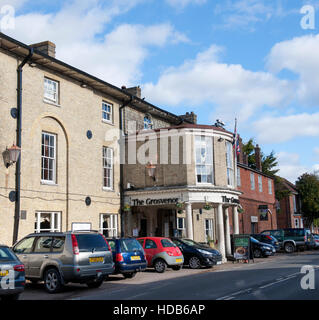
[0,270,9,277]
[89,257,104,263]
[176,258,183,263]
[130,256,141,261]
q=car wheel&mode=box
[189,256,201,269]
[123,272,137,279]
[253,249,262,258]
[172,265,182,271]
[44,268,63,294]
[1,293,20,301]
[154,259,167,273]
[284,243,295,254]
[86,278,104,288]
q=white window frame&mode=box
[44,77,59,104]
[103,147,113,190]
[293,195,297,213]
[237,167,241,187]
[226,141,234,187]
[102,101,113,124]
[195,135,214,185]
[250,172,255,190]
[258,175,262,192]
[295,218,299,228]
[35,212,61,233]
[205,218,214,242]
[176,217,186,237]
[268,179,272,195]
[143,115,153,130]
[100,214,118,237]
[41,132,57,184]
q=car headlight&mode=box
[262,246,270,250]
[197,249,213,255]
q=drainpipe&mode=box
[119,96,133,237]
[12,48,34,245]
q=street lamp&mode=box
[3,144,21,168]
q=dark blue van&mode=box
[106,238,147,278]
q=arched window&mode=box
[144,114,153,130]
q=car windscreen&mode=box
[75,234,109,252]
[120,239,143,252]
[180,239,200,247]
[161,239,176,248]
[0,247,16,262]
[250,237,259,243]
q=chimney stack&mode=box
[179,112,197,124]
[30,41,56,58]
[125,86,142,98]
[255,144,262,171]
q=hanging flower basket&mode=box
[176,201,184,209]
[237,207,244,213]
[203,202,213,210]
[123,204,131,212]
[177,209,183,214]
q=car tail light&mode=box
[101,234,112,252]
[167,251,174,256]
[14,264,25,272]
[304,235,307,241]
[71,234,79,255]
[116,253,124,262]
[266,235,272,240]
[175,247,182,255]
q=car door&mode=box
[144,239,158,266]
[12,236,36,277]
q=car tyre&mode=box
[123,272,137,279]
[189,256,201,269]
[154,259,167,273]
[44,268,63,294]
[284,242,295,254]
[172,265,182,271]
[253,249,262,258]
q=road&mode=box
[19,251,319,300]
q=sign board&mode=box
[133,228,139,237]
[251,216,258,223]
[233,234,251,261]
[72,222,92,232]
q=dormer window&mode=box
[144,115,153,130]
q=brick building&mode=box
[236,144,277,234]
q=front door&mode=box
[140,219,147,237]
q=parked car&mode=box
[0,245,25,300]
[308,234,319,250]
[250,237,275,258]
[137,237,184,273]
[251,234,280,252]
[106,238,147,278]
[171,238,222,269]
[260,228,311,253]
[12,231,114,293]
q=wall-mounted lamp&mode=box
[28,62,37,68]
[80,82,88,88]
[3,144,21,168]
[146,161,156,181]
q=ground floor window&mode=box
[205,219,214,242]
[176,217,186,238]
[295,218,300,228]
[100,214,118,237]
[35,212,61,233]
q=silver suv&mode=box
[12,231,114,293]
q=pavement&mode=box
[18,250,319,300]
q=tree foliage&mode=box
[296,172,319,227]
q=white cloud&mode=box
[166,0,206,9]
[143,45,293,122]
[253,112,319,143]
[276,151,308,183]
[313,147,319,160]
[5,0,188,86]
[267,33,319,106]
[0,0,27,10]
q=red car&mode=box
[137,237,184,273]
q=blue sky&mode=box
[2,0,319,182]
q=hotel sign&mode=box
[222,196,240,204]
[131,198,179,206]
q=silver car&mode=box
[0,245,25,300]
[12,231,114,293]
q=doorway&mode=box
[140,219,147,237]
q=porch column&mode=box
[217,203,226,262]
[233,206,239,234]
[224,207,232,256]
[185,202,193,240]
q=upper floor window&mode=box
[226,141,234,186]
[293,195,297,213]
[102,102,113,123]
[41,132,56,183]
[195,136,214,184]
[250,172,255,190]
[258,175,262,192]
[44,78,59,103]
[268,179,272,194]
[237,167,241,187]
[103,147,113,190]
[144,115,153,130]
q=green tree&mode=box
[296,172,319,227]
